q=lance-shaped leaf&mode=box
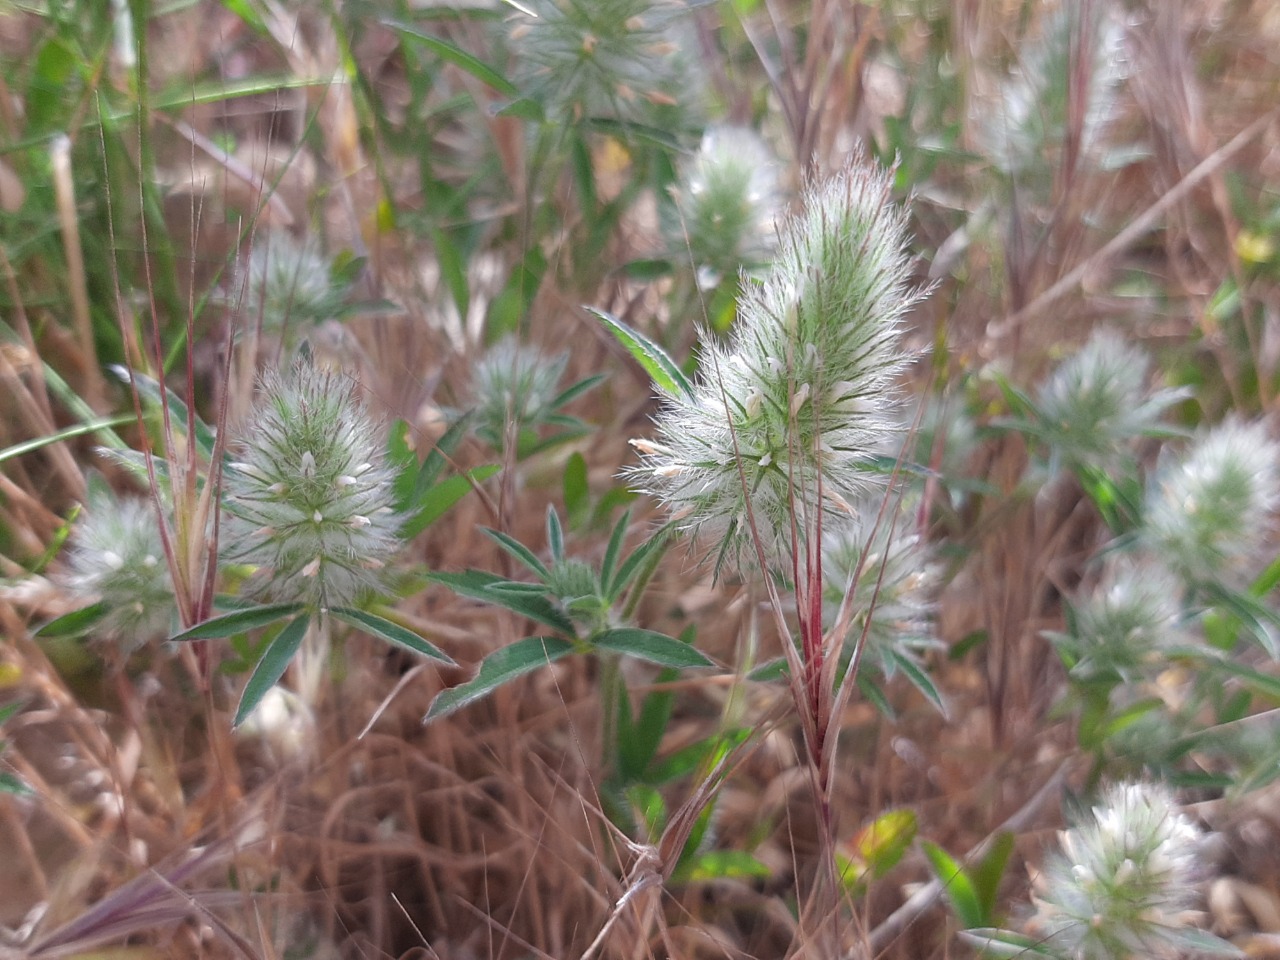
[233,615,309,727]
[425,636,574,720]
[170,603,304,641]
[593,628,713,668]
[588,307,692,399]
[330,607,454,664]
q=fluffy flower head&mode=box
[1035,329,1187,470]
[221,358,401,611]
[243,231,345,335]
[671,125,781,284]
[633,160,925,571]
[513,0,690,126]
[1051,560,1184,682]
[1144,417,1280,584]
[65,487,174,649]
[471,337,569,453]
[1030,782,1205,960]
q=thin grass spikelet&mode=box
[1027,782,1210,960]
[1143,417,1280,585]
[65,485,174,650]
[221,357,401,612]
[632,160,926,571]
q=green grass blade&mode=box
[0,414,135,467]
[388,22,518,97]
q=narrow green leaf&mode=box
[599,509,631,591]
[546,506,564,562]
[0,702,23,726]
[432,227,470,322]
[571,132,597,211]
[233,615,310,727]
[0,772,31,796]
[0,414,135,467]
[617,671,677,781]
[110,366,218,461]
[581,118,683,151]
[960,929,1059,959]
[683,850,770,882]
[888,650,947,717]
[746,657,788,683]
[593,628,713,668]
[563,452,590,528]
[170,603,304,641]
[550,374,605,411]
[849,809,918,883]
[607,527,670,599]
[1218,661,1280,701]
[921,841,984,929]
[494,97,544,121]
[389,22,518,97]
[425,636,574,720]
[416,412,474,493]
[969,832,1014,922]
[587,307,692,399]
[35,601,108,639]
[330,608,455,664]
[480,529,550,579]
[429,570,574,633]
[218,0,269,32]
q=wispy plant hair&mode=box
[632,159,926,571]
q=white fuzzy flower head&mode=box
[1030,782,1205,960]
[1144,417,1280,584]
[671,125,782,284]
[243,231,343,334]
[513,0,690,126]
[822,500,940,687]
[977,4,1126,180]
[1053,560,1185,682]
[1036,330,1187,471]
[65,488,174,650]
[221,358,401,612]
[470,337,569,453]
[633,160,925,572]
